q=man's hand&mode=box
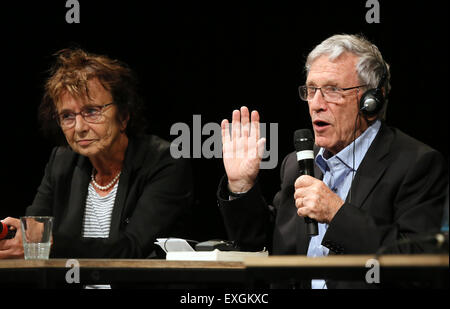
[294,175,344,224]
[0,217,24,259]
[221,106,266,193]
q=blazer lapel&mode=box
[108,137,142,239]
[59,155,91,237]
[108,164,131,239]
[346,122,393,208]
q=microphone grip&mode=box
[298,159,319,236]
[305,217,318,236]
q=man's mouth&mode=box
[313,120,330,127]
[314,120,329,127]
[313,120,331,132]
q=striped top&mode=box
[82,181,118,238]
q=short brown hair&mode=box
[39,48,147,143]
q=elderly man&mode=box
[217,34,447,288]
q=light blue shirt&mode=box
[307,120,381,289]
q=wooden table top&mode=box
[0,254,447,269]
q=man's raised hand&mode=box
[221,106,266,193]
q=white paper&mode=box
[154,238,195,253]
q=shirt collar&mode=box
[315,120,381,175]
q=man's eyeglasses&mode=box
[298,85,367,103]
[56,103,114,129]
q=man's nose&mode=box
[308,89,328,112]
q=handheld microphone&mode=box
[294,129,318,236]
[0,221,16,240]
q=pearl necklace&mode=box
[91,169,121,191]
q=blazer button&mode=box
[124,218,130,225]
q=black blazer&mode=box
[26,135,194,259]
[218,122,448,256]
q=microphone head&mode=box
[0,222,8,239]
[294,129,314,152]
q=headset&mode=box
[359,63,388,116]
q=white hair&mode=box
[305,34,391,118]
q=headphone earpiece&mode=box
[359,64,387,116]
[360,88,384,115]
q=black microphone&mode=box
[294,129,318,236]
[0,221,16,240]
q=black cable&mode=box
[348,100,360,204]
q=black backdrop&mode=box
[1,1,448,242]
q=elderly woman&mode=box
[0,49,193,259]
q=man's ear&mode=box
[362,113,378,127]
[367,113,378,123]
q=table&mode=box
[244,254,449,288]
[0,255,447,288]
[0,259,247,288]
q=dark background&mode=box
[1,1,448,241]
